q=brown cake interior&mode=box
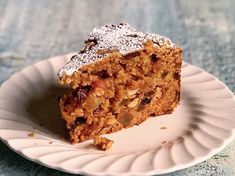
[59,41,182,143]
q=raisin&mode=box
[82,85,92,91]
[70,117,86,129]
[97,70,109,79]
[140,98,151,105]
[119,62,126,69]
[75,117,86,124]
[150,54,159,63]
[161,71,168,79]
[131,75,140,81]
[173,72,180,80]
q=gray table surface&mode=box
[0,0,235,175]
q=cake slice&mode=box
[58,23,182,146]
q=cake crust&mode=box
[58,23,176,79]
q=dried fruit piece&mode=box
[140,98,151,105]
[85,95,102,113]
[117,111,133,127]
[150,54,159,63]
[173,72,180,80]
[138,97,151,112]
[161,71,168,79]
[70,117,86,129]
[75,86,91,104]
[74,117,86,125]
[97,70,110,79]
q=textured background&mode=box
[0,0,235,175]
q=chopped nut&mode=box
[107,118,117,125]
[93,136,114,151]
[127,98,139,108]
[94,87,105,96]
[119,99,129,106]
[155,87,162,99]
[127,88,139,97]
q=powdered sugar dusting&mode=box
[59,23,176,77]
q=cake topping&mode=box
[59,23,176,77]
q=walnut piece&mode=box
[127,98,139,108]
[127,88,139,97]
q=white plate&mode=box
[0,53,235,176]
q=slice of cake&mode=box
[58,23,182,147]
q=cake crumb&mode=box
[28,132,35,138]
[49,141,53,144]
[93,136,114,151]
[160,126,167,130]
[161,140,167,144]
